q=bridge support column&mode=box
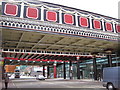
[63,61,66,79]
[107,54,112,67]
[69,61,72,79]
[43,65,45,77]
[47,66,50,78]
[93,56,97,80]
[105,50,112,67]
[77,56,80,79]
[53,63,57,78]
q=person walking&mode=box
[4,73,9,89]
[98,72,101,81]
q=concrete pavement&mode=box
[2,78,106,89]
[1,76,107,89]
[2,79,17,89]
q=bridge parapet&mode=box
[1,0,119,41]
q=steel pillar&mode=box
[63,61,66,79]
[47,66,50,78]
[69,61,72,79]
[53,63,57,78]
[93,57,97,80]
[107,54,112,67]
[43,65,45,77]
[77,56,80,79]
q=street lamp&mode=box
[105,50,112,55]
[47,61,50,63]
[53,63,56,66]
[54,61,57,64]
[76,56,80,61]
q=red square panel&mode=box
[116,25,120,33]
[64,14,74,24]
[105,22,113,31]
[46,11,57,22]
[80,17,88,27]
[26,7,38,19]
[93,20,101,29]
[4,3,18,16]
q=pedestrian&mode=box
[4,73,9,89]
[98,73,101,81]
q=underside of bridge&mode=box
[3,28,118,53]
[2,28,118,64]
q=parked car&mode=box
[36,75,45,80]
[103,67,120,90]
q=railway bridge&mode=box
[0,0,120,80]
